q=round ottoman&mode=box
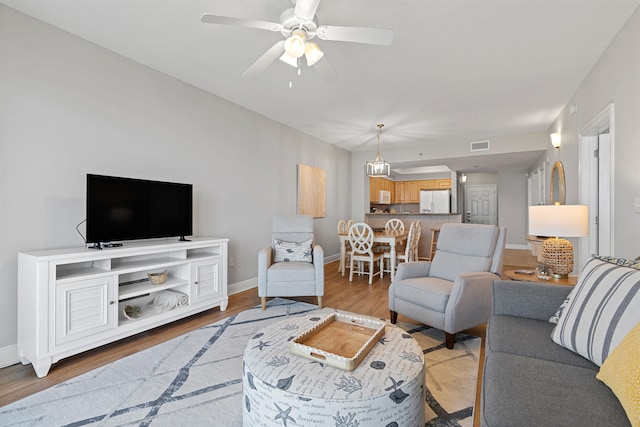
[242,309,425,427]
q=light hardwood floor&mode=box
[0,249,536,409]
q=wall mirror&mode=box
[550,161,566,205]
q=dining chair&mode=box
[337,220,350,273]
[348,223,384,285]
[411,220,422,261]
[375,218,406,253]
[383,221,416,274]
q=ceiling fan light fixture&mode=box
[304,42,324,66]
[279,52,298,67]
[284,29,307,58]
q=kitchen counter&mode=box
[365,213,462,260]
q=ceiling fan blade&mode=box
[294,0,321,21]
[200,14,283,32]
[316,25,393,46]
[313,55,339,83]
[242,40,286,78]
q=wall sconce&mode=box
[550,132,562,149]
[460,174,467,183]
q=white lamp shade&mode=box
[304,42,324,66]
[284,30,306,58]
[550,132,562,148]
[528,205,589,237]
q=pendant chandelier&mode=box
[366,124,391,177]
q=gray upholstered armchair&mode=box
[258,215,324,310]
[389,223,506,348]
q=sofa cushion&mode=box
[552,257,640,366]
[482,352,630,427]
[273,238,313,263]
[392,277,452,312]
[487,314,597,370]
[268,261,315,282]
[597,321,640,427]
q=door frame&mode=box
[578,103,614,267]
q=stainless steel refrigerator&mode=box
[419,190,451,213]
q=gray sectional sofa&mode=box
[480,280,630,426]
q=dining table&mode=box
[338,229,408,281]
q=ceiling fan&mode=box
[201,0,393,80]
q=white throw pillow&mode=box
[551,257,640,366]
[273,238,313,263]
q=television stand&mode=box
[17,237,228,377]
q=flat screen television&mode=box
[86,174,193,247]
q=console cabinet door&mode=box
[192,258,222,301]
[55,276,116,346]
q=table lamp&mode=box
[528,205,589,278]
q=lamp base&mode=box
[541,237,574,278]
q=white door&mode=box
[192,258,223,301]
[465,185,497,225]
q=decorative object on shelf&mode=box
[550,161,566,205]
[148,270,167,285]
[123,305,142,320]
[366,124,391,177]
[535,263,553,280]
[528,205,589,279]
[550,132,562,149]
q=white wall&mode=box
[0,6,351,352]
[548,6,640,259]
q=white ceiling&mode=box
[4,0,639,171]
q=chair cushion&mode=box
[392,277,452,312]
[430,224,498,281]
[273,238,313,263]
[552,257,640,366]
[268,261,316,282]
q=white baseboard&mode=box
[0,344,19,369]
[506,243,530,250]
[228,277,258,295]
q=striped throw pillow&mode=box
[551,257,640,366]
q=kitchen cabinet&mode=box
[18,237,228,377]
[370,177,394,202]
[395,181,420,203]
[420,179,451,190]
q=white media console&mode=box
[18,237,228,377]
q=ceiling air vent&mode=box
[470,140,490,151]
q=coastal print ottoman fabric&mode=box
[243,309,425,427]
[552,257,640,366]
[273,239,313,262]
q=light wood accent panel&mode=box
[297,164,326,217]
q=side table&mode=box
[504,269,578,286]
[242,309,425,427]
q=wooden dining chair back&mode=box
[383,221,415,273]
[348,223,384,285]
[411,221,422,261]
[385,218,405,232]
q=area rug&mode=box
[0,299,480,427]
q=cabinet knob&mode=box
[110,301,115,305]
[194,281,198,285]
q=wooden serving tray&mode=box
[290,312,386,371]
